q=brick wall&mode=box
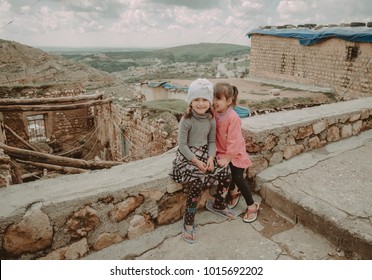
[249,35,372,100]
[2,108,97,155]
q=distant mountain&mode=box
[52,43,249,58]
[39,46,158,55]
[0,39,137,98]
[58,42,250,73]
[154,43,250,62]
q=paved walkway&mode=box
[84,130,372,260]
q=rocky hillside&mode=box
[0,39,137,98]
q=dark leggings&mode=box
[229,163,254,206]
[184,175,231,226]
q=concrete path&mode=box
[84,130,372,260]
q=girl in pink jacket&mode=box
[213,82,260,223]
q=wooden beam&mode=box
[0,143,121,170]
[21,171,42,180]
[0,99,111,112]
[16,160,87,174]
[4,124,44,152]
[9,160,23,184]
[0,93,103,105]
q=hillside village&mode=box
[113,54,249,82]
[57,43,250,82]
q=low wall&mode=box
[242,97,372,182]
[0,97,371,259]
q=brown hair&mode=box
[214,82,239,106]
[183,103,215,119]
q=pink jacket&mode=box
[215,107,252,168]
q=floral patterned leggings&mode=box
[184,175,231,226]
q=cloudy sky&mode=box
[1,0,371,49]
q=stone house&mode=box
[0,85,113,158]
[247,24,372,100]
[0,85,179,187]
[140,81,188,101]
[0,85,120,184]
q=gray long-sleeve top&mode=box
[177,110,216,161]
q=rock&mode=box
[3,203,53,256]
[270,89,281,96]
[110,195,144,222]
[127,214,154,239]
[65,206,100,239]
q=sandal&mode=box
[182,223,198,244]
[206,200,238,220]
[227,192,241,209]
[243,202,260,223]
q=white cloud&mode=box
[0,0,11,27]
[147,0,219,10]
[0,0,371,48]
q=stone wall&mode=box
[0,97,371,259]
[91,102,120,161]
[0,123,11,187]
[0,150,11,188]
[113,105,178,162]
[249,35,372,100]
[0,84,85,99]
[242,98,372,182]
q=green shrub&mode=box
[141,99,188,117]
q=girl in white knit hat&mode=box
[170,78,237,244]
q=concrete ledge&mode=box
[257,130,372,259]
[242,96,372,132]
[245,76,335,93]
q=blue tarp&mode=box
[146,81,188,92]
[162,83,188,92]
[234,106,250,118]
[247,27,372,46]
[147,81,166,88]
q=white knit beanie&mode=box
[186,78,214,105]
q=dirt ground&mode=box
[169,77,334,113]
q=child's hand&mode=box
[217,158,230,168]
[206,156,214,171]
[192,158,207,173]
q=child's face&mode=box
[191,98,211,115]
[213,95,232,113]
